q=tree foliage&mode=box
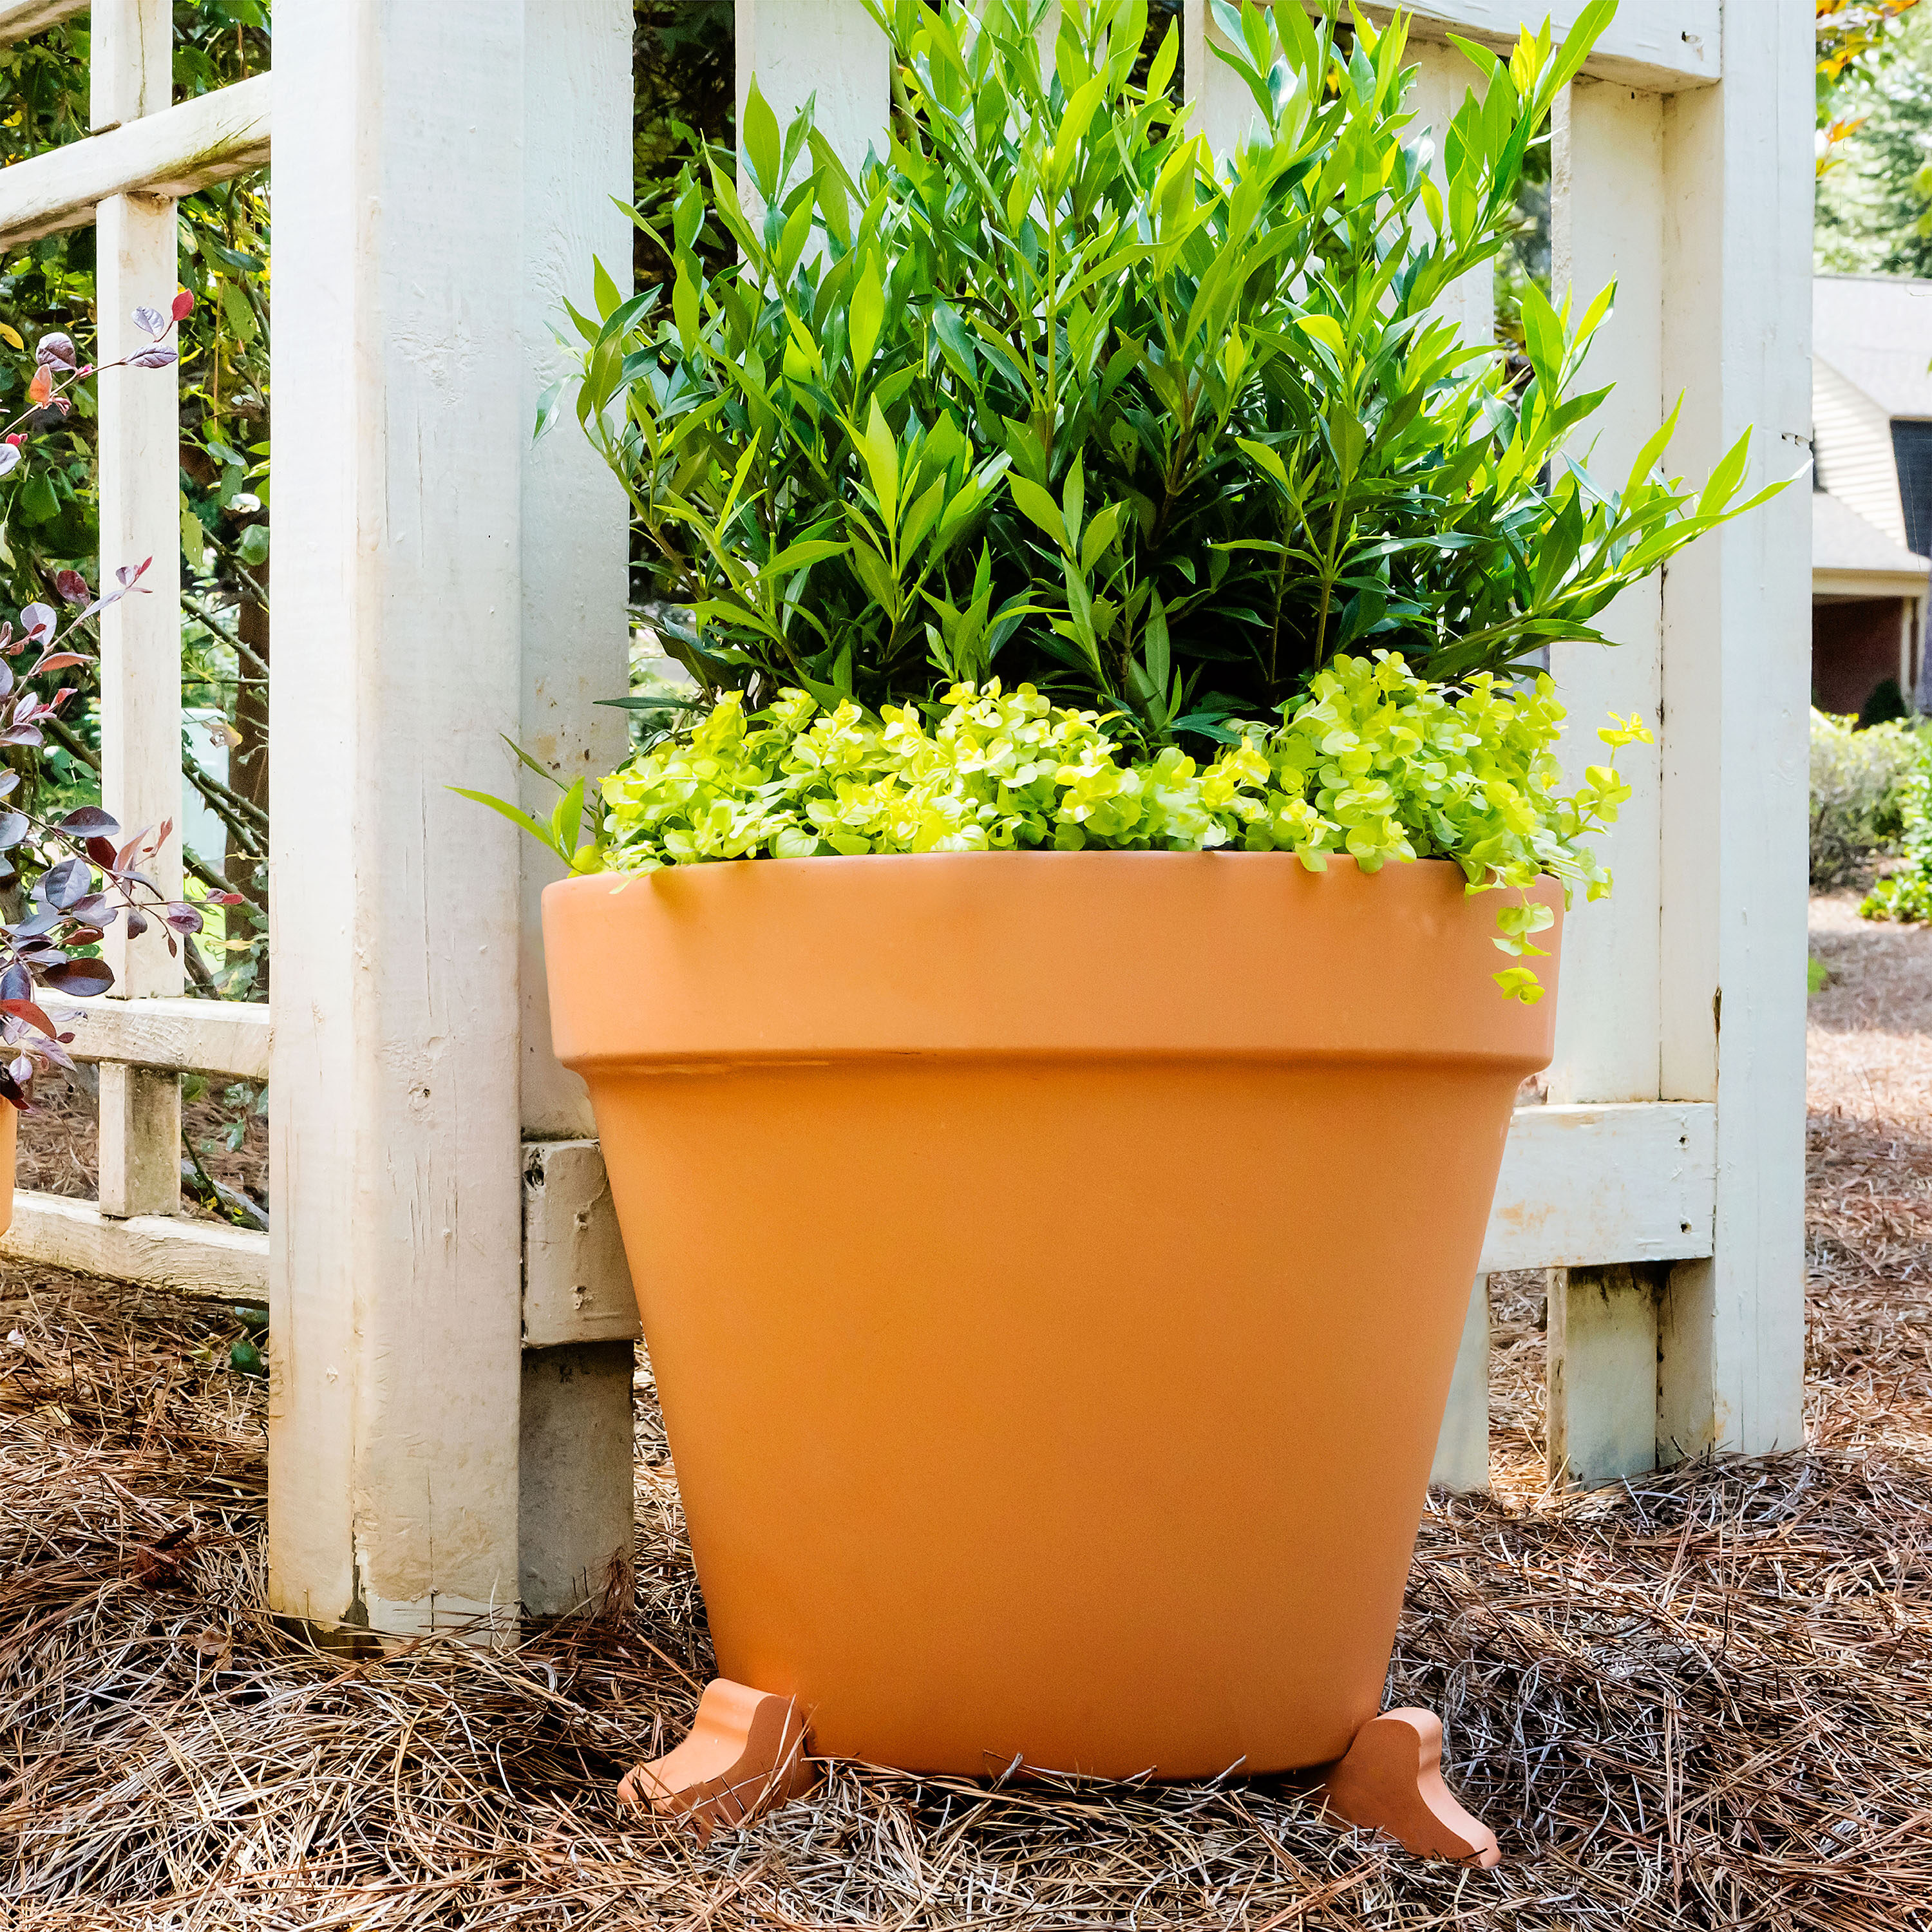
[1817,1,1932,272]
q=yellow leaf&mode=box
[0,323,22,351]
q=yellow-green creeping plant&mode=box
[580,654,1650,1003]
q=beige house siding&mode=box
[1814,357,1908,547]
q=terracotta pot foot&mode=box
[1320,1708,1501,1867]
[617,1679,817,1841]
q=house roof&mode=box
[1815,275,1932,419]
[1814,489,1930,585]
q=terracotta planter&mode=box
[545,853,1560,1781]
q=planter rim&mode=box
[544,848,1560,1072]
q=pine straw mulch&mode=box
[3,895,1931,1929]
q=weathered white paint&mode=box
[511,0,640,1625]
[268,0,527,1642]
[1184,1,1253,161]
[1481,1102,1713,1274]
[522,1138,639,1349]
[518,0,633,1141]
[1430,1276,1490,1494]
[93,0,182,1224]
[59,995,270,1080]
[1406,39,1495,354]
[2,1189,266,1302]
[90,0,168,128]
[0,73,270,248]
[737,0,889,200]
[1546,1262,1659,1486]
[1187,2,1718,137]
[1393,0,1719,92]
[1547,79,1665,1106]
[0,0,87,46]
[1656,0,1811,1457]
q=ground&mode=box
[2,900,1929,1929]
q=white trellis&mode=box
[0,0,1808,1635]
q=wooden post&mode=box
[1406,39,1496,353]
[1430,1277,1490,1493]
[92,0,182,1221]
[1546,1264,1660,1484]
[1654,2,1810,1463]
[1409,35,1495,1492]
[516,0,639,1619]
[737,0,889,198]
[1184,0,1255,158]
[1537,78,1671,1483]
[1548,79,1666,1108]
[268,0,527,1639]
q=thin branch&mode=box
[181,751,268,837]
[182,589,269,681]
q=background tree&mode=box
[1815,0,1932,272]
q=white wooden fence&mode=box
[0,0,1810,1636]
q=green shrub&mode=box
[1810,707,1920,886]
[560,0,1777,741]
[1861,729,1932,922]
[483,653,1653,1001]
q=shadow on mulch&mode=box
[1,898,1929,1928]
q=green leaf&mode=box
[1007,473,1068,549]
[743,77,782,198]
[1079,500,1124,576]
[850,257,886,374]
[592,254,623,320]
[449,788,569,864]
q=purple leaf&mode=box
[39,960,113,998]
[0,998,57,1038]
[122,908,148,941]
[162,905,204,934]
[8,1056,32,1087]
[0,728,44,748]
[57,807,118,838]
[33,332,76,370]
[171,290,195,321]
[0,446,19,479]
[132,305,169,339]
[33,654,90,675]
[19,604,54,647]
[53,570,90,605]
[84,837,118,867]
[0,965,28,1003]
[115,558,153,591]
[127,345,178,370]
[0,813,26,850]
[40,857,88,909]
